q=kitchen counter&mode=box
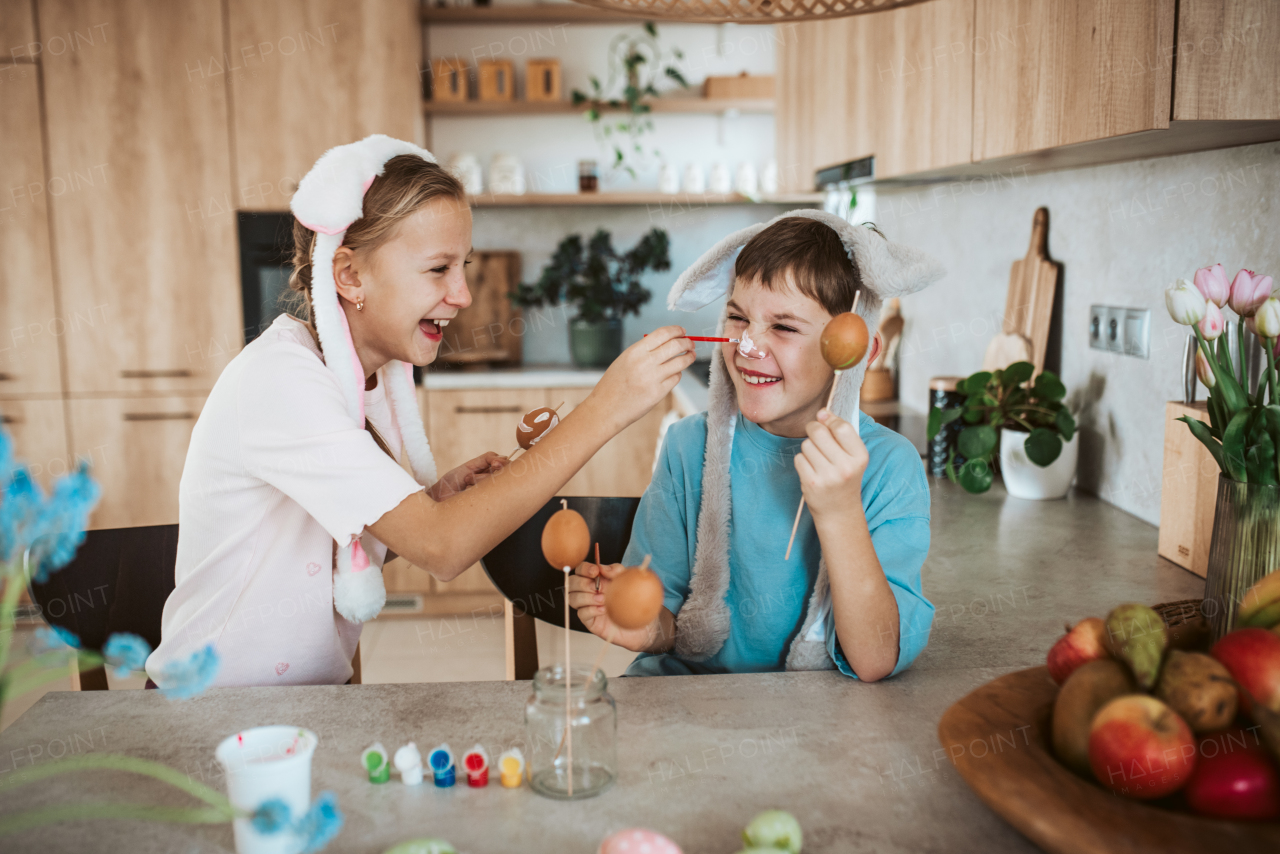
[0,481,1205,853]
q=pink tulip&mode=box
[1230,268,1274,317]
[1198,301,1225,340]
[1195,348,1216,389]
[1194,263,1230,308]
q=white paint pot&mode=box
[999,427,1077,500]
[216,726,318,854]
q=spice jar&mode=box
[524,664,616,799]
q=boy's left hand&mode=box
[428,452,510,502]
[795,409,868,518]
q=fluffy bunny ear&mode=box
[665,208,945,311]
[291,134,436,235]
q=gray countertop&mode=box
[0,481,1205,853]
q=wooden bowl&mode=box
[937,666,1280,853]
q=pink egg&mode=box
[598,829,682,854]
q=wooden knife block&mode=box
[1158,401,1220,578]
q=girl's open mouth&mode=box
[738,366,781,387]
[419,318,449,342]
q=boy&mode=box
[569,212,945,680]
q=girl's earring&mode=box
[356,299,364,311]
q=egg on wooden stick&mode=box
[510,402,564,458]
[604,556,665,631]
[541,497,590,798]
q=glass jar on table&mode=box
[524,664,616,799]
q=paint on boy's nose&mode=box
[737,331,767,360]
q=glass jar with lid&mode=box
[524,664,616,799]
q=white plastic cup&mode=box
[215,726,318,854]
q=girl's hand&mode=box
[428,451,510,502]
[587,326,696,433]
[795,409,869,520]
[566,561,663,652]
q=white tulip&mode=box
[1256,297,1280,340]
[1165,278,1206,326]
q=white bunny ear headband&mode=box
[291,134,440,624]
[666,208,946,425]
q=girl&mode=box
[146,136,694,687]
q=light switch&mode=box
[1104,307,1125,353]
[1123,309,1150,359]
[1089,305,1106,351]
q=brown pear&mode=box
[1051,659,1136,776]
[1154,650,1237,733]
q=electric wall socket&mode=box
[1089,304,1149,359]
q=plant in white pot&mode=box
[926,361,1077,499]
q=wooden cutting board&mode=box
[436,251,522,366]
[1004,207,1060,374]
[938,666,1280,853]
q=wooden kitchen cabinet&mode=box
[0,73,64,396]
[227,0,421,211]
[1173,0,1280,121]
[1,0,36,58]
[0,399,70,491]
[557,388,671,498]
[67,396,205,529]
[38,0,243,396]
[776,0,974,189]
[972,0,1175,160]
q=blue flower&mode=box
[1,466,43,566]
[102,632,151,677]
[157,644,220,700]
[251,798,291,834]
[0,428,12,485]
[295,791,343,853]
[27,461,100,582]
[32,624,81,653]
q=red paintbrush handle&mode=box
[643,334,737,342]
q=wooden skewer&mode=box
[785,291,863,562]
[509,403,565,460]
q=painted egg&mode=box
[517,406,560,450]
[598,829,682,854]
[605,566,665,630]
[819,311,869,370]
[541,507,590,570]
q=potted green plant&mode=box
[927,361,1078,498]
[571,22,689,179]
[510,228,667,368]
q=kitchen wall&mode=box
[884,141,1280,526]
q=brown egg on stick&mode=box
[541,499,590,571]
[517,406,561,450]
[605,562,665,630]
[820,311,870,370]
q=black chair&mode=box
[480,496,642,680]
[28,525,179,691]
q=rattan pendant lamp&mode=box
[570,0,934,24]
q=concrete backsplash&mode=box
[881,141,1280,526]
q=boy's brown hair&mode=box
[733,216,871,316]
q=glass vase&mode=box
[1203,475,1280,639]
[524,664,616,800]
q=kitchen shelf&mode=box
[470,192,822,207]
[422,97,773,116]
[420,4,652,25]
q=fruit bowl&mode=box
[937,666,1280,853]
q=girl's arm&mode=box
[368,327,695,580]
[796,410,901,681]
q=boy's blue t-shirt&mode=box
[623,410,934,678]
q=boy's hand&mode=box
[428,452,510,502]
[587,326,695,434]
[566,561,663,652]
[795,409,869,519]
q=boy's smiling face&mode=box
[722,274,838,438]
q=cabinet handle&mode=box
[454,405,523,414]
[120,369,193,379]
[123,412,195,422]
[0,373,14,381]
[0,415,20,425]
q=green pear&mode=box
[1104,603,1168,691]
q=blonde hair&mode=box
[287,154,466,459]
[287,154,467,327]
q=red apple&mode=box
[1088,695,1197,799]
[1047,617,1110,684]
[1185,728,1280,820]
[1211,628,1280,718]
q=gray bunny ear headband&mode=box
[665,208,945,424]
